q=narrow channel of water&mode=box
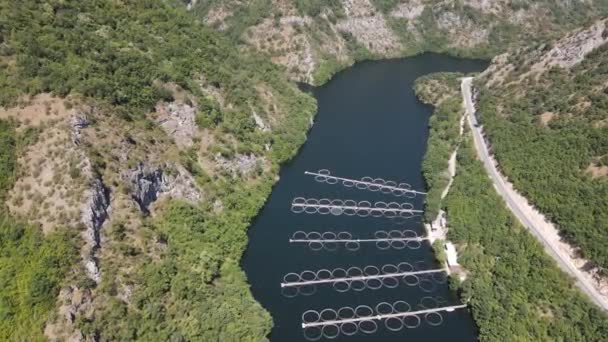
[243,53,488,342]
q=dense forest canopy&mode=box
[447,138,608,341]
[417,72,608,341]
[476,40,608,269]
[414,72,467,220]
[0,0,314,162]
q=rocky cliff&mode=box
[193,0,608,84]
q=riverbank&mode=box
[414,72,475,282]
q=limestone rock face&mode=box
[536,19,608,69]
[124,163,164,213]
[214,153,263,176]
[481,18,608,87]
[70,114,90,145]
[164,165,203,203]
[123,162,202,213]
[155,102,197,147]
[80,177,110,282]
[336,0,402,56]
[391,1,425,20]
[252,111,270,132]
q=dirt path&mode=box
[461,77,608,311]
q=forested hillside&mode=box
[448,137,608,341]
[416,73,608,341]
[191,0,608,84]
[0,0,314,340]
[475,19,608,270]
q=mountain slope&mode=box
[191,0,608,84]
[413,66,608,342]
[0,1,315,340]
[474,18,608,294]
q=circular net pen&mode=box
[301,298,467,340]
[290,198,423,220]
[289,229,428,252]
[305,169,426,198]
[281,262,448,297]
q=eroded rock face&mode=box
[124,163,164,213]
[437,12,489,48]
[244,15,318,83]
[123,162,202,213]
[535,18,608,69]
[186,0,198,11]
[214,153,263,176]
[155,102,196,147]
[80,178,111,282]
[164,165,203,203]
[71,115,90,145]
[252,111,270,132]
[336,0,402,55]
[391,0,425,20]
[482,18,608,87]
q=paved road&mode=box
[460,77,608,311]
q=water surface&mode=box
[243,53,488,342]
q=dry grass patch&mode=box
[245,17,317,82]
[585,163,608,179]
[7,120,90,233]
[0,93,77,129]
[538,112,555,126]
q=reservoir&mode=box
[243,53,488,341]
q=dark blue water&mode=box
[243,53,488,342]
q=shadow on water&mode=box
[243,53,488,342]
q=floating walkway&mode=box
[281,269,444,288]
[289,237,427,243]
[302,304,467,328]
[305,169,427,197]
[289,229,429,251]
[281,262,448,296]
[300,298,468,340]
[291,198,423,218]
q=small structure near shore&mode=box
[444,242,459,267]
[425,209,448,243]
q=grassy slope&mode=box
[0,121,77,341]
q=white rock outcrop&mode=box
[80,178,110,282]
[155,102,197,147]
[535,19,608,69]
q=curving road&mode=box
[461,77,608,311]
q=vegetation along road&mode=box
[461,77,608,312]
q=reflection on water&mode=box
[243,53,488,342]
